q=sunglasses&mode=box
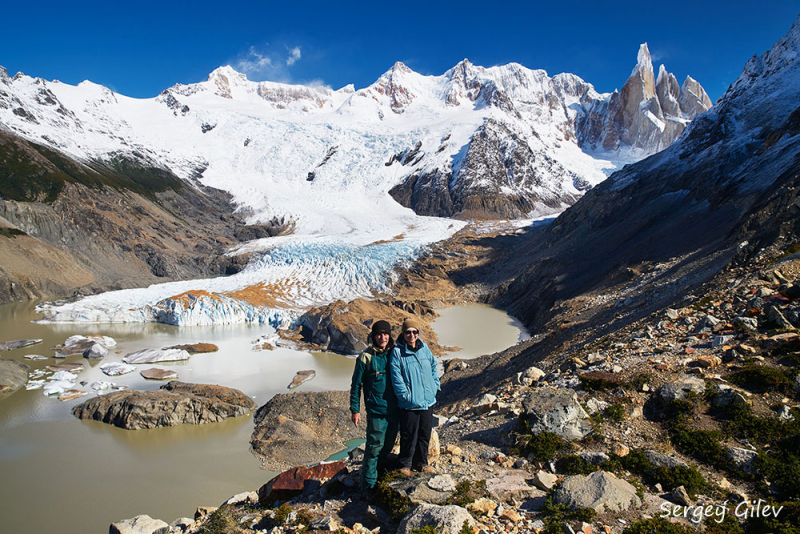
[404,330,419,336]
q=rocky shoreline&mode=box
[101,227,800,534]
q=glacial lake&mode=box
[0,301,527,534]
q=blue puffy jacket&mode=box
[389,337,440,410]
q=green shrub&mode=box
[445,479,487,508]
[618,449,707,497]
[555,455,597,475]
[373,479,413,520]
[541,495,596,534]
[728,365,797,395]
[669,422,729,469]
[604,402,627,423]
[407,527,437,534]
[744,501,800,533]
[622,517,696,534]
[273,503,292,524]
[198,506,242,534]
[512,417,568,461]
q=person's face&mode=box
[374,332,389,349]
[403,329,419,345]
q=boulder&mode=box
[140,368,179,380]
[288,370,316,389]
[532,470,559,491]
[643,450,688,469]
[0,359,30,398]
[521,389,593,440]
[671,485,692,506]
[397,503,476,534]
[0,339,42,351]
[485,471,543,501]
[163,343,218,354]
[553,471,642,512]
[72,381,256,430]
[388,472,454,505]
[257,461,347,506]
[250,390,365,471]
[109,514,169,534]
[122,348,190,364]
[727,447,758,474]
[658,376,706,402]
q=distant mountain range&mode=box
[0,45,709,223]
[0,43,713,312]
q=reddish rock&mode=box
[258,461,347,505]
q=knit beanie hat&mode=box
[401,317,421,334]
[371,320,392,338]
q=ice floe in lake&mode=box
[122,348,190,364]
[26,380,46,390]
[50,370,78,382]
[89,381,125,393]
[99,362,136,376]
[43,380,76,396]
[24,354,48,361]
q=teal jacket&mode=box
[349,343,397,417]
[389,337,440,410]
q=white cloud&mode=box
[233,44,303,82]
[237,46,273,74]
[286,47,302,66]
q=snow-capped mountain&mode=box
[504,15,800,330]
[0,47,711,324]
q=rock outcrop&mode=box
[521,389,593,440]
[397,504,476,534]
[71,381,256,430]
[0,339,42,351]
[554,471,642,512]
[0,359,29,398]
[250,390,365,470]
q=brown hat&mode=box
[402,317,421,334]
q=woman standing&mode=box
[389,318,440,475]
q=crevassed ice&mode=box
[37,238,430,326]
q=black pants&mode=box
[398,407,433,469]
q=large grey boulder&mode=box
[658,376,706,402]
[643,450,688,469]
[250,390,365,471]
[397,503,476,534]
[554,471,642,512]
[388,473,454,505]
[0,359,29,398]
[727,447,758,475]
[521,389,593,440]
[72,381,256,430]
[109,514,169,534]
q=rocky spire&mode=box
[656,64,681,117]
[679,75,713,117]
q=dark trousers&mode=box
[398,407,433,469]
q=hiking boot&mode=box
[420,465,436,474]
[398,467,413,477]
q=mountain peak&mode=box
[208,65,248,83]
[632,43,653,77]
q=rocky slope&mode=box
[0,129,287,304]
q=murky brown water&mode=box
[0,300,525,533]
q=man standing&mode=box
[349,320,399,491]
[389,318,440,476]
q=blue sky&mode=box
[1,1,797,102]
